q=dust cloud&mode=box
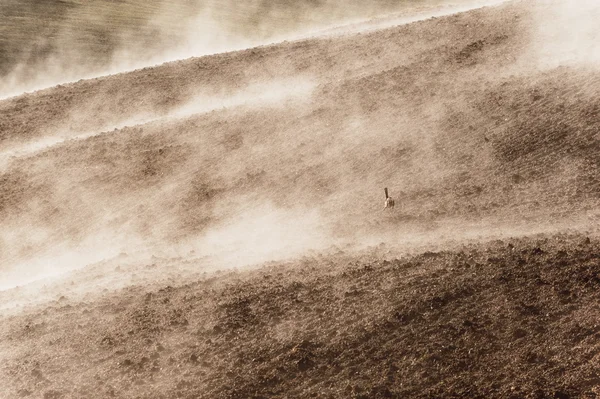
[171,77,316,119]
[0,203,332,307]
[181,204,332,267]
[0,77,316,167]
[1,0,504,99]
[0,77,318,292]
[529,0,600,68]
[0,228,139,291]
[3,0,597,306]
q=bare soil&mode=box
[3,234,600,398]
[0,0,472,97]
[1,1,599,270]
[1,0,600,398]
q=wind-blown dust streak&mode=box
[1,0,506,100]
[0,78,316,168]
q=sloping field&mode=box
[1,0,600,397]
[1,0,599,282]
[2,235,600,398]
[0,0,482,97]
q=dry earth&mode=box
[4,234,600,398]
[1,0,600,398]
[0,0,480,97]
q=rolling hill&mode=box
[0,0,485,98]
[1,0,599,283]
[1,0,600,397]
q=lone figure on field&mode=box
[384,187,395,209]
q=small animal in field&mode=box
[384,187,395,209]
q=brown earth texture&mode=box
[1,0,600,398]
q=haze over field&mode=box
[1,0,599,286]
[1,0,600,398]
[1,0,507,98]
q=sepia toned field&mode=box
[0,0,483,98]
[1,0,600,397]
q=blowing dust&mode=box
[0,77,316,167]
[2,0,599,305]
[528,0,600,68]
[2,0,506,99]
[0,76,319,292]
[0,228,141,291]
[179,204,333,268]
